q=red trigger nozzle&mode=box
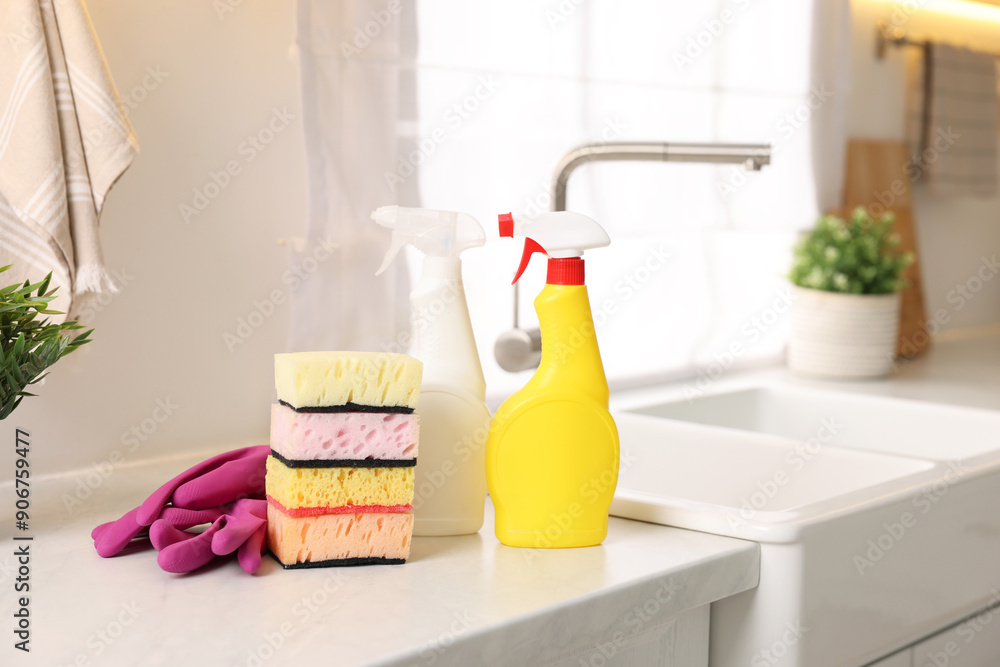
[512,238,547,285]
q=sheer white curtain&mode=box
[295,0,851,399]
[290,0,419,352]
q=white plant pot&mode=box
[788,286,901,379]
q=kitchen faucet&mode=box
[494,141,772,373]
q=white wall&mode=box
[850,0,1000,333]
[3,1,304,480]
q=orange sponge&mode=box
[267,503,413,567]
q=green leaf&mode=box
[789,209,912,295]
[0,265,94,419]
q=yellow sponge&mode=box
[266,456,414,510]
[275,351,423,411]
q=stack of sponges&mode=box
[266,351,422,568]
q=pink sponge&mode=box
[270,404,419,464]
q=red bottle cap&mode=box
[547,257,584,285]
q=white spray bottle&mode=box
[372,206,491,536]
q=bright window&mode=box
[406,1,846,400]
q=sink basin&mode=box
[614,413,932,532]
[610,383,1000,667]
[629,385,1000,463]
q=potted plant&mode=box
[1,266,92,419]
[787,208,913,379]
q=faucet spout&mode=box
[551,142,771,212]
[495,141,771,374]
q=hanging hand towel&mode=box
[0,0,138,319]
[906,42,998,196]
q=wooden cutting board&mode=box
[839,139,930,358]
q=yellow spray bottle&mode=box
[486,211,619,548]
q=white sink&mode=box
[610,383,1000,667]
[614,412,932,535]
[629,385,1000,463]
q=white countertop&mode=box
[2,452,758,666]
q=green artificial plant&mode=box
[0,265,92,420]
[789,208,914,295]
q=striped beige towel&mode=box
[906,42,998,196]
[0,0,138,319]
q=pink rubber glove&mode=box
[149,499,268,574]
[171,455,268,510]
[92,445,269,562]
